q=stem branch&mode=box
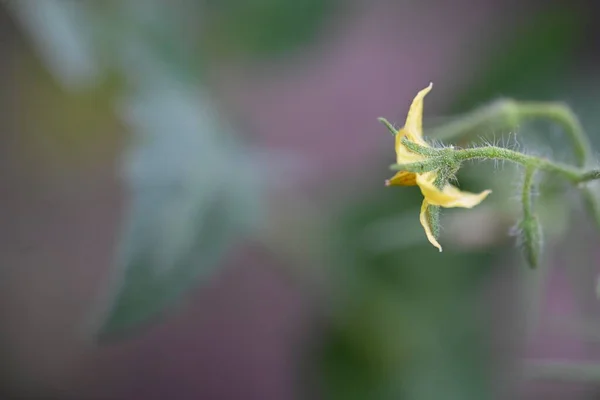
[522,166,536,220]
[451,146,599,184]
[431,100,591,168]
[517,102,591,167]
[399,137,600,184]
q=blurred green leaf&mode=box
[9,0,266,337]
[94,82,263,337]
[5,0,100,89]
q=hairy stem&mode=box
[451,146,600,184]
[515,102,600,232]
[517,102,591,167]
[378,117,398,136]
[518,166,542,269]
[398,138,600,185]
[431,100,591,168]
[522,166,536,220]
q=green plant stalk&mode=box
[510,102,600,229]
[399,138,600,185]
[429,98,600,229]
[431,100,591,167]
[389,159,445,173]
[378,117,398,136]
[522,166,536,220]
[451,146,599,184]
[516,102,591,167]
[518,166,542,269]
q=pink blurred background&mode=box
[1,0,600,399]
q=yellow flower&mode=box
[385,83,492,251]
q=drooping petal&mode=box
[416,172,492,208]
[419,199,442,251]
[385,170,417,186]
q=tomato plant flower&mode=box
[385,83,492,251]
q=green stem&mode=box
[378,117,398,136]
[431,100,591,168]
[400,137,440,157]
[451,146,599,184]
[522,166,536,220]
[398,139,600,184]
[518,166,542,269]
[515,102,600,233]
[401,98,600,234]
[389,159,443,172]
[517,102,591,167]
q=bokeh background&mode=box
[1,0,600,399]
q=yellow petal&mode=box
[416,172,491,208]
[419,199,442,252]
[404,82,432,141]
[394,84,432,162]
[385,171,417,186]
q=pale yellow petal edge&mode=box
[416,173,492,208]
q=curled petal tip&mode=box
[385,180,391,186]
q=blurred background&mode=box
[1,0,600,399]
